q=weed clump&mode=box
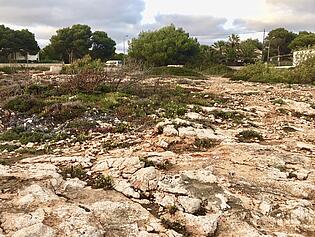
[0,144,20,152]
[163,101,187,118]
[272,99,286,105]
[0,127,51,144]
[140,157,174,170]
[0,66,18,74]
[237,130,263,143]
[201,64,235,77]
[194,138,221,150]
[233,58,315,85]
[89,174,113,190]
[167,205,178,215]
[60,165,88,180]
[147,67,204,78]
[60,165,114,190]
[210,110,244,123]
[43,101,86,123]
[4,95,44,113]
[161,218,190,237]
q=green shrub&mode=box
[232,62,291,83]
[163,101,187,118]
[210,110,244,123]
[194,138,221,149]
[0,66,18,74]
[272,99,286,105]
[0,144,20,152]
[202,64,234,77]
[237,130,263,143]
[90,174,113,190]
[0,127,51,144]
[43,101,86,122]
[66,119,97,130]
[61,55,104,74]
[147,66,204,78]
[60,165,87,180]
[233,59,315,85]
[161,219,190,236]
[4,95,44,113]
[292,57,315,84]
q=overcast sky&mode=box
[0,0,315,51]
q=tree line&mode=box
[1,23,315,65]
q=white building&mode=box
[14,52,39,62]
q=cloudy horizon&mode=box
[1,0,315,51]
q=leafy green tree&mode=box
[49,24,92,63]
[0,25,39,62]
[289,32,315,50]
[128,25,200,66]
[224,34,241,64]
[239,39,263,63]
[13,29,40,55]
[266,28,297,57]
[212,36,262,65]
[199,45,222,64]
[40,45,60,62]
[90,31,116,61]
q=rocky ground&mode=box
[0,75,314,237]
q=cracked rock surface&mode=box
[0,77,314,236]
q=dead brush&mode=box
[61,70,108,94]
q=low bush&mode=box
[291,57,315,84]
[61,55,104,74]
[0,127,51,144]
[194,138,221,149]
[162,101,187,118]
[89,174,113,190]
[0,66,18,74]
[202,64,234,77]
[237,130,263,143]
[233,58,315,85]
[0,144,20,152]
[147,66,204,78]
[232,62,291,83]
[60,165,87,180]
[43,101,86,122]
[3,95,45,113]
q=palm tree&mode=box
[212,40,226,54]
[228,34,240,48]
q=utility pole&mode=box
[262,29,266,62]
[123,35,129,55]
[123,35,128,66]
[267,39,271,63]
[277,46,280,66]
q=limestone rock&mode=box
[179,212,220,236]
[163,125,179,136]
[114,179,140,198]
[178,127,196,138]
[14,184,59,207]
[11,223,55,237]
[62,178,87,191]
[130,167,159,192]
[177,196,202,214]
